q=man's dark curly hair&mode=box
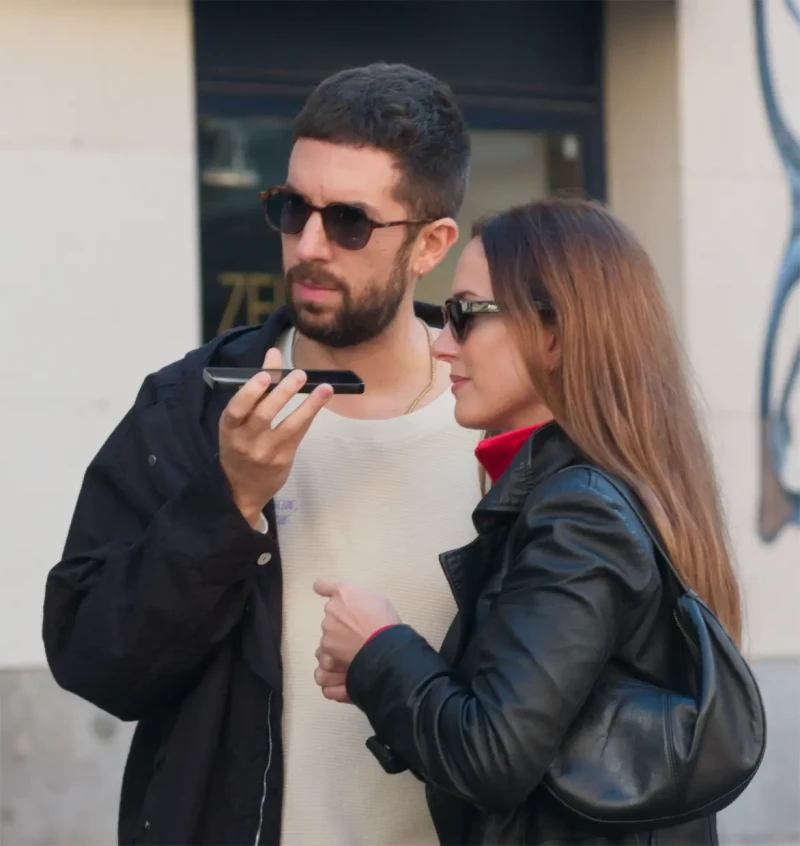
[293,63,470,221]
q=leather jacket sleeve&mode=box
[345,487,659,812]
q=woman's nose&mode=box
[432,321,459,361]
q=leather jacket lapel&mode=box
[473,422,580,533]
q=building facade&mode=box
[0,1,797,843]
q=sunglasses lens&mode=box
[323,204,373,250]
[263,191,374,250]
[264,190,310,235]
[444,301,468,341]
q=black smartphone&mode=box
[202,367,365,394]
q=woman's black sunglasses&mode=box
[443,297,553,342]
[260,186,434,251]
[443,299,500,342]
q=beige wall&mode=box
[1,0,796,667]
[678,0,800,658]
[605,0,683,329]
[0,0,198,667]
[605,0,800,658]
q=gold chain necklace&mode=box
[404,320,436,414]
[290,320,436,415]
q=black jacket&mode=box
[42,302,442,846]
[346,423,719,845]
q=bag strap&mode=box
[551,464,694,601]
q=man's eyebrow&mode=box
[451,290,484,299]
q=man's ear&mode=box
[410,218,459,277]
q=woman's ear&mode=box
[543,326,561,371]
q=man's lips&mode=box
[450,375,469,393]
[293,281,339,302]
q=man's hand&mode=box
[219,347,333,527]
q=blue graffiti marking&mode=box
[754,0,800,541]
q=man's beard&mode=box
[285,243,413,348]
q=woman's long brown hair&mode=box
[476,198,742,643]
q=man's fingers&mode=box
[263,346,283,370]
[276,383,334,439]
[222,345,283,427]
[221,370,272,426]
[252,369,308,426]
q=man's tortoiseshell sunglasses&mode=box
[260,186,434,251]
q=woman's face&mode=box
[432,237,554,432]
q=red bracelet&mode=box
[364,624,397,645]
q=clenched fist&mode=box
[314,579,402,675]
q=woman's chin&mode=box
[454,401,493,432]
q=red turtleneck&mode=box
[475,422,550,483]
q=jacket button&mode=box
[257,553,272,566]
[147,455,156,466]
[143,820,151,829]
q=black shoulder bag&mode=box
[541,467,767,830]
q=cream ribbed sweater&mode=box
[273,329,482,846]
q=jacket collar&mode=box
[438,423,583,622]
[472,421,583,534]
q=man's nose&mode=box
[294,212,334,263]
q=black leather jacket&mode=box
[346,423,718,845]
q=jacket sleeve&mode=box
[345,487,658,812]
[42,376,276,722]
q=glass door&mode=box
[422,128,584,305]
[198,116,294,341]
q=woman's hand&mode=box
[314,646,351,703]
[313,579,402,684]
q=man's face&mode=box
[281,139,417,348]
